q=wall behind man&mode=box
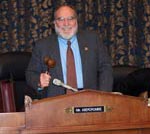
[0,0,150,67]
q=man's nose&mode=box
[63,19,69,25]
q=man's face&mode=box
[54,6,78,40]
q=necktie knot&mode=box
[67,40,71,47]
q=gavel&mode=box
[44,56,56,72]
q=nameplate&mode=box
[65,106,112,114]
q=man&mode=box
[26,5,113,98]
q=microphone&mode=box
[53,78,78,92]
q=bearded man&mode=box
[26,5,113,98]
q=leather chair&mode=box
[113,67,150,97]
[0,52,31,112]
[112,65,139,94]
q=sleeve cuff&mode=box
[37,87,43,91]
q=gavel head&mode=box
[44,56,56,69]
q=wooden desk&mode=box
[0,90,150,134]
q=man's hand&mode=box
[39,72,51,88]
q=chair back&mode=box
[0,52,31,112]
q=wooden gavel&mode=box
[44,56,56,72]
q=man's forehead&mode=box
[55,6,75,17]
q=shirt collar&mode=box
[58,35,77,45]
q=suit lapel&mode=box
[77,32,89,86]
[49,35,64,82]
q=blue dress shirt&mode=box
[58,36,83,88]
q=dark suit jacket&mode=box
[26,31,113,98]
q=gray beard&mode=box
[55,26,78,40]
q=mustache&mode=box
[61,26,72,30]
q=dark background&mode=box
[1,0,150,67]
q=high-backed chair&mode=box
[112,65,139,93]
[113,67,150,97]
[0,52,31,112]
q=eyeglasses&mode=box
[55,16,76,23]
